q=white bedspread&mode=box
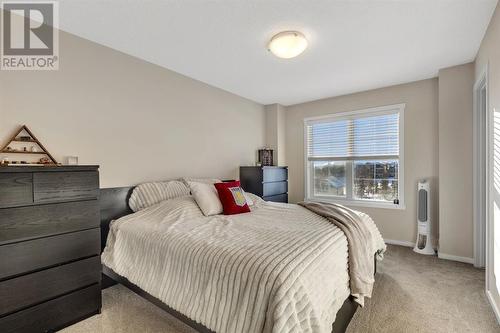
[102,195,385,333]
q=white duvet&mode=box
[102,195,385,333]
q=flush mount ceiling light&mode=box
[268,31,308,59]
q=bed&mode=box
[100,186,385,333]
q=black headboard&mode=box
[99,186,134,250]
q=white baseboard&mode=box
[384,241,475,264]
[486,290,500,325]
[437,252,474,264]
[384,239,414,247]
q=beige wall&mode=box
[284,79,439,244]
[475,1,500,318]
[264,104,286,165]
[437,63,475,261]
[0,31,265,187]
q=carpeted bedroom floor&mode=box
[61,245,499,333]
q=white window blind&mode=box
[304,104,404,209]
[306,112,400,161]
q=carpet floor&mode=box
[61,245,499,333]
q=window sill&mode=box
[305,197,405,210]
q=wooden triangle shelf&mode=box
[0,125,58,166]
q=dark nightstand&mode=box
[239,166,288,203]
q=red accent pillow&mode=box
[214,181,251,215]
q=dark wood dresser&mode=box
[240,166,288,203]
[0,165,101,333]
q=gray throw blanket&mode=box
[299,201,382,306]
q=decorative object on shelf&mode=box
[39,157,52,164]
[0,125,58,165]
[258,148,274,166]
[65,156,79,165]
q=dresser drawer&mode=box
[0,173,33,208]
[263,193,288,203]
[0,228,100,280]
[0,256,100,316]
[0,284,101,333]
[263,167,288,183]
[262,181,288,197]
[0,200,99,245]
[34,171,99,203]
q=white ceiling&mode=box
[58,0,498,106]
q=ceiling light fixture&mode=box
[268,31,308,59]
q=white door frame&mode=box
[473,65,488,268]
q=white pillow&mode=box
[129,180,190,212]
[188,181,223,216]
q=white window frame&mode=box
[303,103,405,210]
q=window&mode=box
[304,104,404,209]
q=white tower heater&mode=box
[413,180,434,255]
